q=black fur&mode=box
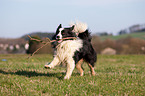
[73,40,97,67]
[78,30,92,42]
[52,24,97,68]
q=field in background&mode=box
[100,32,145,40]
[0,54,145,95]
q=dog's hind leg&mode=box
[64,58,75,79]
[44,56,60,69]
[88,63,95,76]
[76,59,84,76]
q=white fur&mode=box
[64,58,75,79]
[45,56,60,68]
[56,28,64,39]
[46,39,83,79]
[70,21,88,34]
[56,39,83,61]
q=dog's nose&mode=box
[56,36,60,39]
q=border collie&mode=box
[45,22,97,79]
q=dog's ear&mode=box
[56,24,62,34]
[58,24,62,29]
[70,25,75,31]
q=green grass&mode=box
[0,54,145,95]
[100,32,145,40]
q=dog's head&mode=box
[55,24,76,42]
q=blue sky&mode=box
[0,0,145,38]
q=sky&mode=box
[0,0,145,38]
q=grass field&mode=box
[100,32,145,40]
[0,54,145,96]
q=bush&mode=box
[92,36,103,54]
[92,36,145,54]
[27,36,53,54]
[117,37,145,54]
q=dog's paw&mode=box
[64,76,70,80]
[92,72,96,76]
[80,72,84,76]
[44,63,51,69]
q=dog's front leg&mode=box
[45,56,60,69]
[64,58,75,79]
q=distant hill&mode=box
[0,38,26,45]
[99,31,145,40]
[21,32,55,40]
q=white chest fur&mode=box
[56,39,83,61]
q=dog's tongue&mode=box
[58,40,62,43]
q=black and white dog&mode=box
[45,22,97,79]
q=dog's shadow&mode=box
[0,69,79,80]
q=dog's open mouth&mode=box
[57,39,63,43]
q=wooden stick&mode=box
[27,35,77,59]
[27,35,47,44]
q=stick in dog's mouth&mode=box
[57,39,63,43]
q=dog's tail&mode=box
[70,21,88,34]
[70,21,92,42]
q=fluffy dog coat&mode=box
[45,22,97,79]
